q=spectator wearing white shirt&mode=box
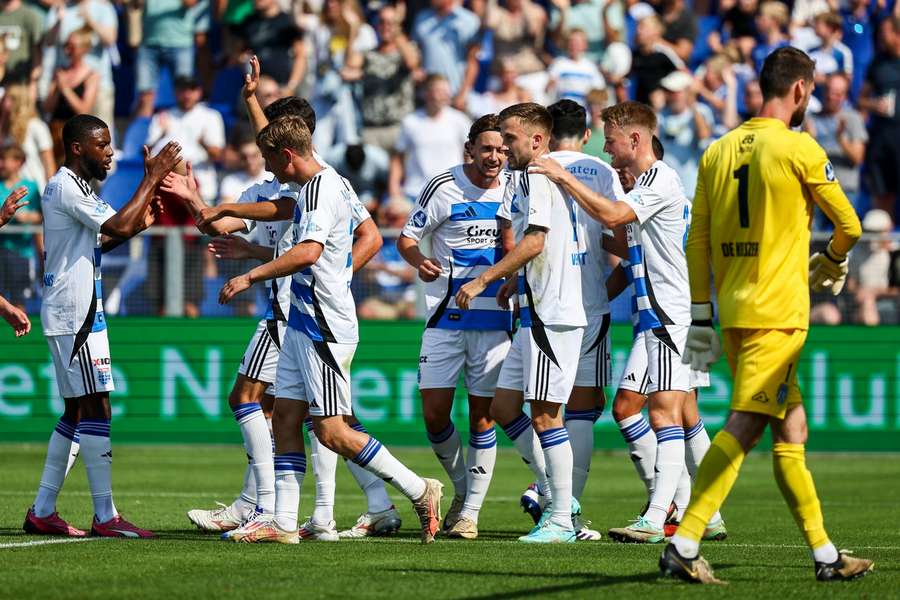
[655,70,713,198]
[809,11,853,89]
[218,139,272,205]
[146,75,225,203]
[547,28,605,108]
[388,74,471,202]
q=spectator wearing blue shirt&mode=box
[809,12,853,91]
[751,1,790,72]
[656,70,713,198]
[412,0,481,96]
[841,0,880,101]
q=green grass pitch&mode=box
[1,445,898,599]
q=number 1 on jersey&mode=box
[734,164,749,228]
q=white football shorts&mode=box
[418,328,511,397]
[496,324,584,404]
[275,327,356,417]
[47,330,115,398]
[575,313,612,388]
[617,327,707,394]
[237,319,286,384]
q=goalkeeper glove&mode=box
[682,303,722,372]
[809,240,849,295]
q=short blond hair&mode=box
[256,116,311,157]
[601,101,657,133]
[759,1,789,28]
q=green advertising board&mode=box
[0,319,897,451]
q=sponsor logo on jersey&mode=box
[824,161,835,182]
[43,273,55,287]
[94,199,110,215]
[410,210,427,228]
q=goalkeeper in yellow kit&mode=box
[658,47,874,584]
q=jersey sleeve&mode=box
[798,134,862,255]
[525,173,553,230]
[349,194,371,231]
[496,172,516,221]
[298,180,337,245]
[622,178,672,224]
[236,186,259,233]
[401,186,448,242]
[686,150,712,304]
[62,177,116,232]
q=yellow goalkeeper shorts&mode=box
[722,328,807,420]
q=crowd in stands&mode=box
[0,0,898,323]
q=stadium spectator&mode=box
[860,16,900,220]
[233,0,305,96]
[357,196,417,320]
[217,137,271,205]
[750,1,790,72]
[655,70,713,197]
[808,12,853,88]
[709,0,759,54]
[694,53,740,136]
[629,13,681,106]
[465,57,531,117]
[412,0,481,96]
[388,74,470,203]
[43,27,99,167]
[848,209,898,325]
[740,78,763,120]
[841,0,879,101]
[0,141,39,309]
[135,0,199,117]
[482,0,548,102]
[659,0,698,64]
[0,83,53,189]
[806,73,867,220]
[0,0,43,85]
[547,28,605,108]
[343,3,419,151]
[253,73,283,108]
[548,0,624,63]
[583,87,611,162]
[324,142,389,212]
[146,75,225,203]
[41,0,117,134]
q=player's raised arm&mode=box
[197,195,295,228]
[242,55,269,135]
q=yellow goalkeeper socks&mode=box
[676,430,746,544]
[772,442,834,558]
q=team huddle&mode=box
[20,48,875,583]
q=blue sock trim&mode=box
[54,418,78,442]
[655,425,685,443]
[232,403,262,423]
[469,427,497,449]
[350,422,367,434]
[684,420,705,440]
[353,437,383,467]
[501,413,530,441]
[618,417,652,443]
[564,409,596,422]
[274,452,306,473]
[537,427,569,449]
[304,418,313,433]
[426,422,456,445]
[78,418,110,438]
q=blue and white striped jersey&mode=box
[401,165,513,331]
[41,167,117,337]
[809,42,854,77]
[620,160,691,335]
[238,178,300,323]
[287,167,359,344]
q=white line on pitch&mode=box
[0,537,103,549]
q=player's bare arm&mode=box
[397,234,442,282]
[198,196,295,228]
[528,156,636,227]
[242,55,268,135]
[0,295,30,337]
[208,235,274,262]
[455,226,546,310]
[0,186,29,228]
[101,141,182,240]
[219,240,323,304]
[605,262,628,301]
[352,218,383,272]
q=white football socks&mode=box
[274,453,306,531]
[564,409,595,499]
[232,403,275,514]
[346,422,392,514]
[684,420,723,525]
[501,413,551,499]
[460,428,497,522]
[427,422,466,498]
[78,419,116,523]
[616,413,657,496]
[306,423,337,526]
[673,466,691,520]
[233,448,257,519]
[537,427,574,529]
[353,437,425,501]
[645,426,685,528]
[33,418,79,518]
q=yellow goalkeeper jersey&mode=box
[687,117,861,330]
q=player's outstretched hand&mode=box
[417,257,442,282]
[528,155,569,184]
[0,186,29,228]
[0,299,31,337]
[242,55,260,100]
[809,241,849,295]
[496,277,517,309]
[456,277,486,310]
[682,303,722,372]
[197,205,227,228]
[144,141,183,182]
[142,198,164,230]
[209,235,252,260]
[219,273,251,304]
[160,161,199,203]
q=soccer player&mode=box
[0,186,32,336]
[456,103,586,544]
[24,114,181,537]
[659,47,873,583]
[218,116,442,544]
[397,114,512,539]
[530,101,693,544]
